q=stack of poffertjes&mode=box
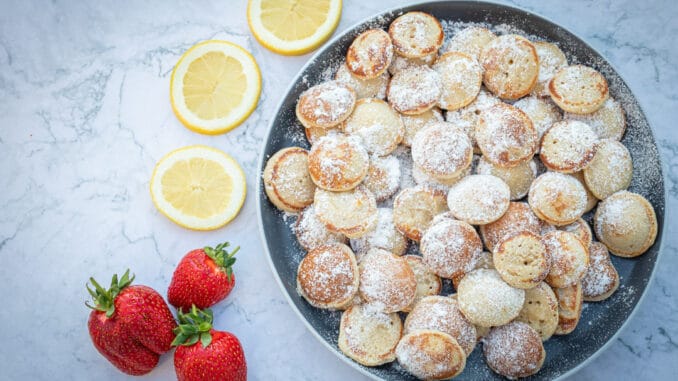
[263,11,658,380]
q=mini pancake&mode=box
[346,29,394,79]
[480,34,539,100]
[404,295,477,356]
[549,64,609,114]
[387,65,441,115]
[297,243,359,309]
[393,186,448,242]
[296,80,356,129]
[583,139,633,199]
[411,122,473,181]
[594,191,657,257]
[350,208,408,257]
[483,321,545,379]
[543,230,590,288]
[476,102,538,168]
[400,107,444,147]
[433,52,483,111]
[263,147,316,213]
[540,120,599,173]
[566,97,626,141]
[402,255,442,312]
[308,134,369,191]
[513,95,562,150]
[343,98,404,156]
[338,304,403,366]
[396,330,466,380]
[475,156,537,200]
[554,281,584,335]
[358,248,417,313]
[457,269,525,327]
[446,174,511,225]
[295,205,347,252]
[582,242,620,301]
[421,218,483,279]
[528,172,588,226]
[314,185,378,239]
[515,281,559,341]
[443,26,496,60]
[493,231,549,289]
[388,11,444,58]
[363,155,401,202]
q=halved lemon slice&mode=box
[170,40,261,135]
[150,145,247,230]
[247,0,342,55]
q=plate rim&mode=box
[255,1,668,379]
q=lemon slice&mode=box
[247,0,342,55]
[170,40,261,135]
[150,145,247,230]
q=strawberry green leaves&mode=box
[203,242,239,282]
[172,305,214,348]
[85,270,135,318]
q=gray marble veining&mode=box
[0,0,676,379]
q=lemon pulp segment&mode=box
[182,52,246,120]
[160,157,233,219]
[260,0,331,41]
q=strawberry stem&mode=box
[203,242,239,282]
[85,269,135,318]
[172,305,214,348]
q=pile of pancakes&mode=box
[263,11,657,380]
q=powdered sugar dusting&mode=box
[447,174,511,224]
[364,155,402,202]
[477,103,537,166]
[298,81,355,128]
[457,269,525,327]
[482,321,544,379]
[405,296,477,355]
[566,97,626,141]
[541,120,598,170]
[295,205,347,252]
[421,218,482,278]
[297,244,357,306]
[411,122,472,178]
[387,65,441,114]
[359,249,416,312]
[581,243,618,299]
[514,96,562,142]
[350,208,406,255]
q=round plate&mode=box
[256,1,666,380]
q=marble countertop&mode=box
[1,0,676,379]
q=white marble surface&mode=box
[0,0,676,379]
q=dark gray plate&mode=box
[256,1,666,379]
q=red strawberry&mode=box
[173,306,247,381]
[86,270,177,375]
[168,242,239,310]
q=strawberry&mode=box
[173,306,247,381]
[168,242,239,310]
[86,270,177,375]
